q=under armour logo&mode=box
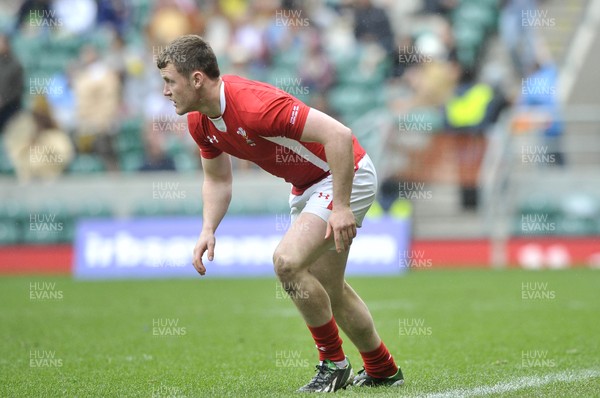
[318,192,330,200]
[207,135,219,144]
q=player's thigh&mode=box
[273,212,332,272]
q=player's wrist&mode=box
[332,201,351,211]
[201,225,216,235]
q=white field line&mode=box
[420,369,600,398]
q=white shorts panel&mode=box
[289,154,378,228]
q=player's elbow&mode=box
[340,127,353,148]
[329,126,352,145]
[339,126,352,139]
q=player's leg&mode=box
[273,212,353,392]
[308,249,381,352]
[309,250,404,387]
[273,212,334,327]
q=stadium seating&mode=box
[68,154,106,173]
[5,0,597,245]
[515,194,600,236]
[0,201,25,244]
[0,197,118,244]
[0,141,14,175]
[451,0,499,69]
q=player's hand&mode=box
[325,207,357,253]
[192,230,215,276]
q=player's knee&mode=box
[273,251,302,282]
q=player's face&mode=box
[160,63,195,115]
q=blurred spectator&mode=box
[420,0,458,18]
[203,4,232,59]
[53,0,98,35]
[147,0,203,46]
[264,3,307,60]
[500,0,539,77]
[227,11,268,76]
[281,0,303,10]
[139,123,176,172]
[444,66,501,133]
[391,36,418,79]
[298,29,335,93]
[393,33,458,113]
[353,0,394,54]
[4,0,509,181]
[105,32,128,85]
[96,0,130,36]
[517,60,565,166]
[45,71,76,132]
[218,0,249,21]
[0,33,23,134]
[107,29,145,85]
[72,45,121,171]
[14,0,56,34]
[3,94,74,182]
[443,65,504,209]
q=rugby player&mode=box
[157,35,403,392]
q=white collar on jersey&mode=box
[207,80,227,132]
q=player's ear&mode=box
[191,71,204,88]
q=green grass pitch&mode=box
[1,269,599,397]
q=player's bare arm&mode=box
[300,108,357,252]
[192,152,232,275]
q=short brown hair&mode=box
[156,35,220,79]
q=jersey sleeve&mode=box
[244,91,311,140]
[187,111,223,159]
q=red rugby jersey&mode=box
[187,75,366,194]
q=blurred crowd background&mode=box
[0,0,549,176]
[1,0,598,247]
